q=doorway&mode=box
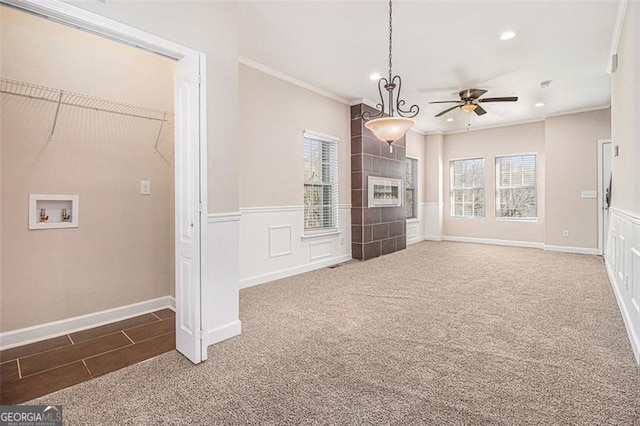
[598,139,612,256]
[1,0,207,364]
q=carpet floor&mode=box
[31,242,640,425]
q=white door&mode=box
[174,53,203,364]
[601,141,612,256]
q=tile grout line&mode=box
[150,312,162,320]
[122,331,135,345]
[81,359,93,378]
[68,334,75,345]
[16,358,22,379]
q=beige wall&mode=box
[425,133,444,204]
[70,0,240,215]
[238,64,350,208]
[443,122,546,242]
[406,130,426,203]
[1,8,175,331]
[611,1,639,216]
[545,109,611,248]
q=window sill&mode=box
[450,215,485,220]
[407,218,419,223]
[301,230,340,241]
[495,217,538,223]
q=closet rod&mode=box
[0,78,171,122]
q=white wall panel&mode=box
[605,208,640,364]
[239,205,351,288]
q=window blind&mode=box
[303,132,338,231]
[450,158,485,217]
[405,158,418,219]
[495,154,537,219]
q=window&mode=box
[405,157,418,219]
[303,131,338,232]
[450,158,485,217]
[495,154,537,219]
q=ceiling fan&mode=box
[430,89,518,117]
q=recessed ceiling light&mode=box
[534,102,545,107]
[369,73,381,80]
[499,31,517,41]
[446,118,454,122]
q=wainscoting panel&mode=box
[239,205,352,288]
[605,208,640,364]
[407,203,425,245]
[424,201,444,241]
[269,225,293,258]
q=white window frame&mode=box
[303,130,339,236]
[495,153,537,221]
[405,156,419,221]
[449,157,485,218]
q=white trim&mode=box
[239,56,349,105]
[407,235,426,245]
[604,259,640,363]
[0,296,175,351]
[301,230,341,241]
[607,0,629,74]
[240,205,304,214]
[543,245,600,255]
[207,212,242,223]
[443,235,544,249]
[424,235,444,241]
[2,0,195,59]
[610,207,640,225]
[544,105,611,119]
[204,320,242,346]
[304,129,339,143]
[409,127,427,136]
[597,139,612,255]
[240,254,352,289]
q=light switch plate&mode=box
[140,180,151,195]
[581,190,597,199]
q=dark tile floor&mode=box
[0,309,175,404]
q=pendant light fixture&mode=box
[362,0,419,153]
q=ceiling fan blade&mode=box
[460,88,487,99]
[479,96,519,103]
[474,105,487,116]
[429,100,461,104]
[435,105,460,118]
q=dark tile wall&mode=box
[351,104,407,260]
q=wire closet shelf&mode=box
[0,77,171,122]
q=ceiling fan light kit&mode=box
[361,0,419,153]
[430,88,518,118]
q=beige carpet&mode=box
[32,242,640,424]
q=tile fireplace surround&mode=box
[350,104,407,261]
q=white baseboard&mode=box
[443,235,544,249]
[604,259,640,364]
[0,296,175,351]
[424,235,444,242]
[543,245,600,255]
[407,235,426,245]
[240,254,352,289]
[204,320,242,346]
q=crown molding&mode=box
[607,0,628,74]
[238,56,349,105]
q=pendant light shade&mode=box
[360,0,419,152]
[365,117,415,144]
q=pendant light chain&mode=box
[388,0,393,80]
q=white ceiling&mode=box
[239,1,619,133]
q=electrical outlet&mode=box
[140,180,151,195]
[562,230,569,238]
